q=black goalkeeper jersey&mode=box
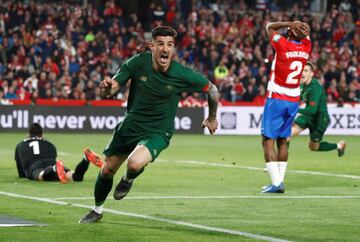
[15,137,57,178]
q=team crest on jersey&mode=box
[139,75,147,81]
[273,34,281,42]
[165,85,173,91]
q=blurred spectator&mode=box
[152,5,165,23]
[232,78,245,101]
[214,58,229,85]
[0,88,12,104]
[327,79,341,102]
[339,0,351,12]
[43,57,60,76]
[4,86,17,99]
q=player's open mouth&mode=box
[160,53,169,63]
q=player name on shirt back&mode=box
[285,51,309,59]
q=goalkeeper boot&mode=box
[56,160,68,184]
[84,148,104,168]
[79,210,103,224]
[337,140,346,157]
[113,177,133,200]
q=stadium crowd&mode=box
[0,0,359,106]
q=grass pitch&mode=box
[0,133,359,241]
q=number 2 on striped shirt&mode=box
[286,61,303,84]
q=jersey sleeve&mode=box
[112,54,140,86]
[15,144,26,178]
[269,32,287,51]
[298,83,321,116]
[181,67,209,93]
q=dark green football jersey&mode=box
[113,51,208,134]
[298,78,328,117]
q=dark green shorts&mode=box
[294,114,329,142]
[103,124,171,161]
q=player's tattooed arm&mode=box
[206,81,219,120]
[202,81,219,134]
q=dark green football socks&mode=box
[317,142,337,151]
[94,172,113,206]
[126,167,144,180]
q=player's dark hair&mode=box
[152,26,177,39]
[306,61,315,71]
[29,123,43,137]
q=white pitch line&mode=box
[50,195,360,200]
[0,191,290,242]
[0,224,46,227]
[158,159,360,180]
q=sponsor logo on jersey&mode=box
[139,75,148,81]
[273,34,281,42]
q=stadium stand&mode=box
[0,0,359,106]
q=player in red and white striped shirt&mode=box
[261,21,311,193]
